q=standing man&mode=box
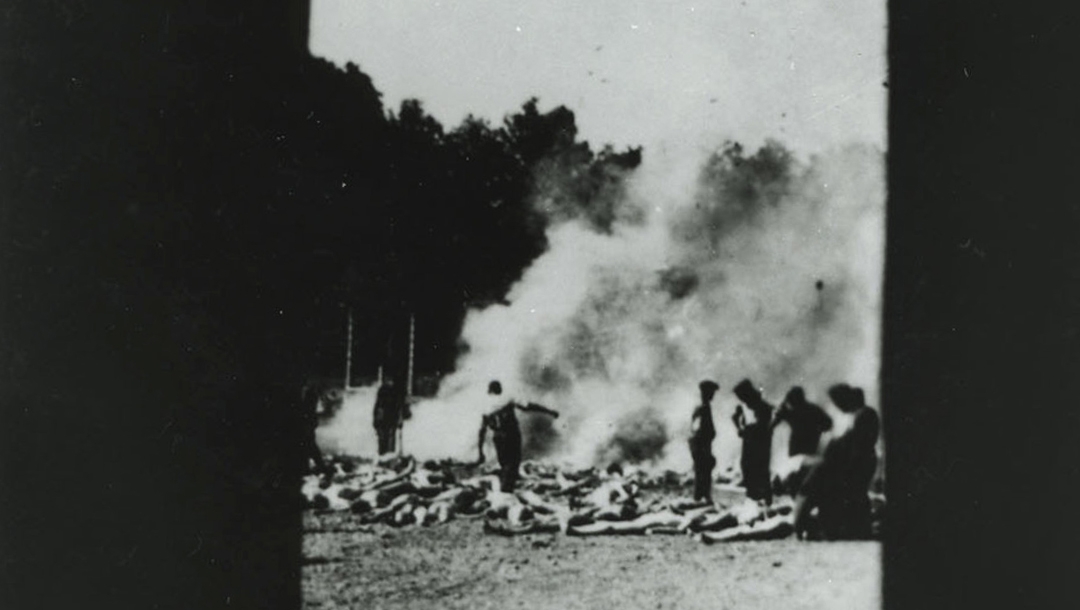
[794,383,881,539]
[732,378,775,505]
[834,386,880,538]
[689,380,720,503]
[372,377,405,455]
[773,386,833,457]
[477,380,559,492]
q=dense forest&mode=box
[159,48,645,387]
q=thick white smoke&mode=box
[322,139,885,472]
[314,386,379,456]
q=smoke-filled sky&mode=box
[309,0,886,155]
[319,142,886,470]
[309,2,887,469]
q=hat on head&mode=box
[487,380,503,395]
[827,383,854,409]
[784,386,806,403]
[733,378,760,402]
[699,380,719,394]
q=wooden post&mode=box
[407,313,415,398]
[344,308,353,389]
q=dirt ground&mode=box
[302,511,880,610]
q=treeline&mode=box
[161,52,642,383]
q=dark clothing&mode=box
[846,407,880,491]
[737,403,773,503]
[825,407,879,501]
[485,403,523,445]
[797,406,880,540]
[372,384,404,427]
[689,403,717,501]
[775,400,832,456]
[376,427,396,455]
[301,387,329,475]
[303,432,328,475]
[372,384,405,455]
[494,429,523,492]
[691,446,716,501]
[479,400,558,492]
[484,404,524,492]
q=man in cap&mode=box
[689,380,720,502]
[477,380,560,492]
[732,378,775,505]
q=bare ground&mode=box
[302,511,880,610]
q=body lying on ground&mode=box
[302,451,879,543]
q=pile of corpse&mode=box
[303,378,884,543]
[301,456,884,544]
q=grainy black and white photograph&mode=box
[300,2,885,608]
[7,1,1076,610]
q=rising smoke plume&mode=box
[325,138,884,472]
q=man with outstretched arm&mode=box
[477,380,559,492]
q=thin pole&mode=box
[407,313,415,398]
[344,308,353,389]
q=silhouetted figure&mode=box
[301,384,331,476]
[373,378,406,455]
[689,380,720,502]
[773,386,833,457]
[477,380,559,492]
[732,379,774,505]
[835,386,880,537]
[794,383,881,540]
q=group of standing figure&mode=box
[689,378,880,540]
[306,374,878,539]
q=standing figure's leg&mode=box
[746,459,773,505]
[376,426,390,455]
[693,458,705,500]
[692,450,714,502]
[382,425,395,453]
[495,439,522,492]
[704,453,715,501]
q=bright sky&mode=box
[309,0,886,156]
